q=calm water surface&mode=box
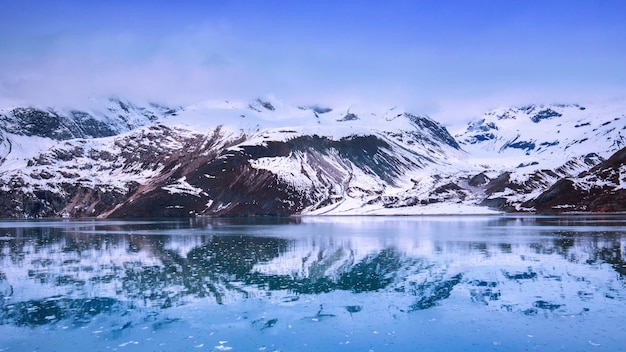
[0,215,625,351]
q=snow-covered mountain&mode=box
[452,102,626,211]
[0,96,624,218]
[455,103,625,164]
[531,146,626,213]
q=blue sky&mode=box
[1,0,625,123]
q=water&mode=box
[0,215,625,351]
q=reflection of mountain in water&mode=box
[0,219,625,327]
[247,248,406,294]
[124,236,290,306]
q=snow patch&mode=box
[162,177,205,197]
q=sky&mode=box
[1,0,625,125]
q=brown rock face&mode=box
[532,146,626,214]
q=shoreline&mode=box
[3,211,626,222]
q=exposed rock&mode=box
[533,146,626,213]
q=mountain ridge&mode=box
[0,96,624,218]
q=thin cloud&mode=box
[0,1,624,126]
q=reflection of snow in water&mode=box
[0,217,624,351]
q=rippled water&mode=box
[0,215,625,351]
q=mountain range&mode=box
[0,96,624,218]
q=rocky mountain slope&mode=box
[0,97,624,218]
[453,103,626,212]
[531,146,626,213]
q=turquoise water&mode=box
[0,215,625,351]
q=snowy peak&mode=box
[404,113,460,150]
[0,97,179,140]
[455,102,626,160]
[486,104,585,122]
[247,97,278,112]
[170,97,460,152]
